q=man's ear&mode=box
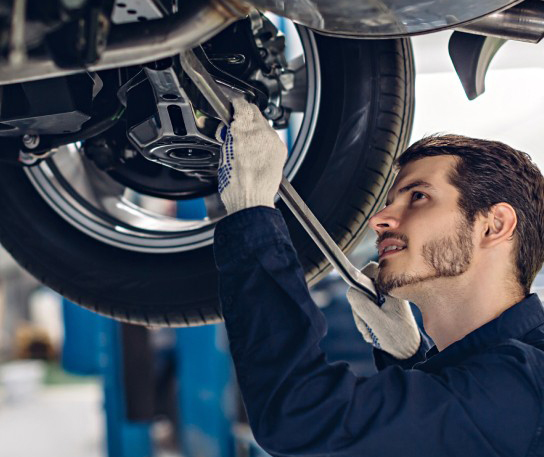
[480,203,517,248]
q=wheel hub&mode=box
[151,143,219,166]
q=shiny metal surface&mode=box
[239,0,522,38]
[128,64,221,177]
[23,24,322,254]
[111,0,164,24]
[0,0,248,85]
[8,0,27,65]
[180,44,379,302]
[179,49,234,124]
[279,178,380,303]
[25,144,219,253]
[281,54,307,113]
[0,0,532,86]
[458,0,544,43]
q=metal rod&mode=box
[179,49,233,124]
[458,0,544,43]
[9,0,27,66]
[0,0,248,85]
[278,178,380,302]
[179,48,381,304]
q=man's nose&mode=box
[369,206,400,232]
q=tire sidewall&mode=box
[0,34,414,324]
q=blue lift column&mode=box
[175,198,237,457]
[61,196,237,457]
[62,300,153,457]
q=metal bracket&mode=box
[127,63,221,177]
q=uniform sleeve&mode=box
[214,207,541,457]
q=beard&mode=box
[376,217,474,295]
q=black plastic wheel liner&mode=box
[0,34,414,326]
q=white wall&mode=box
[411,32,544,172]
[410,33,544,293]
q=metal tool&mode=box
[179,48,382,304]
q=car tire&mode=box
[0,34,413,326]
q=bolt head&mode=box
[264,104,282,120]
[22,134,40,149]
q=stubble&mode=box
[376,217,474,295]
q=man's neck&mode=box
[403,273,525,351]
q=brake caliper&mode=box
[247,11,295,129]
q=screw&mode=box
[264,104,282,120]
[22,134,40,149]
[18,151,37,166]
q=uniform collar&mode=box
[417,293,544,373]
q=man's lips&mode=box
[379,247,406,260]
[378,238,407,259]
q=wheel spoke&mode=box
[48,146,212,232]
[22,26,319,253]
[52,144,126,212]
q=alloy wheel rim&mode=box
[24,24,321,253]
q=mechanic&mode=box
[213,98,544,456]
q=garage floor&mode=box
[0,382,104,457]
[0,380,184,457]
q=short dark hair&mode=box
[397,134,544,294]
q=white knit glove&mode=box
[216,97,287,215]
[346,262,421,360]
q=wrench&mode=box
[179,49,383,305]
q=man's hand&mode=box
[216,97,287,215]
[347,262,421,359]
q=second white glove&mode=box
[346,262,421,360]
[217,98,287,215]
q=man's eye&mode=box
[411,191,427,201]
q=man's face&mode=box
[369,156,475,296]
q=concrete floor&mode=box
[0,382,104,457]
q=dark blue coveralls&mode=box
[214,207,544,457]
